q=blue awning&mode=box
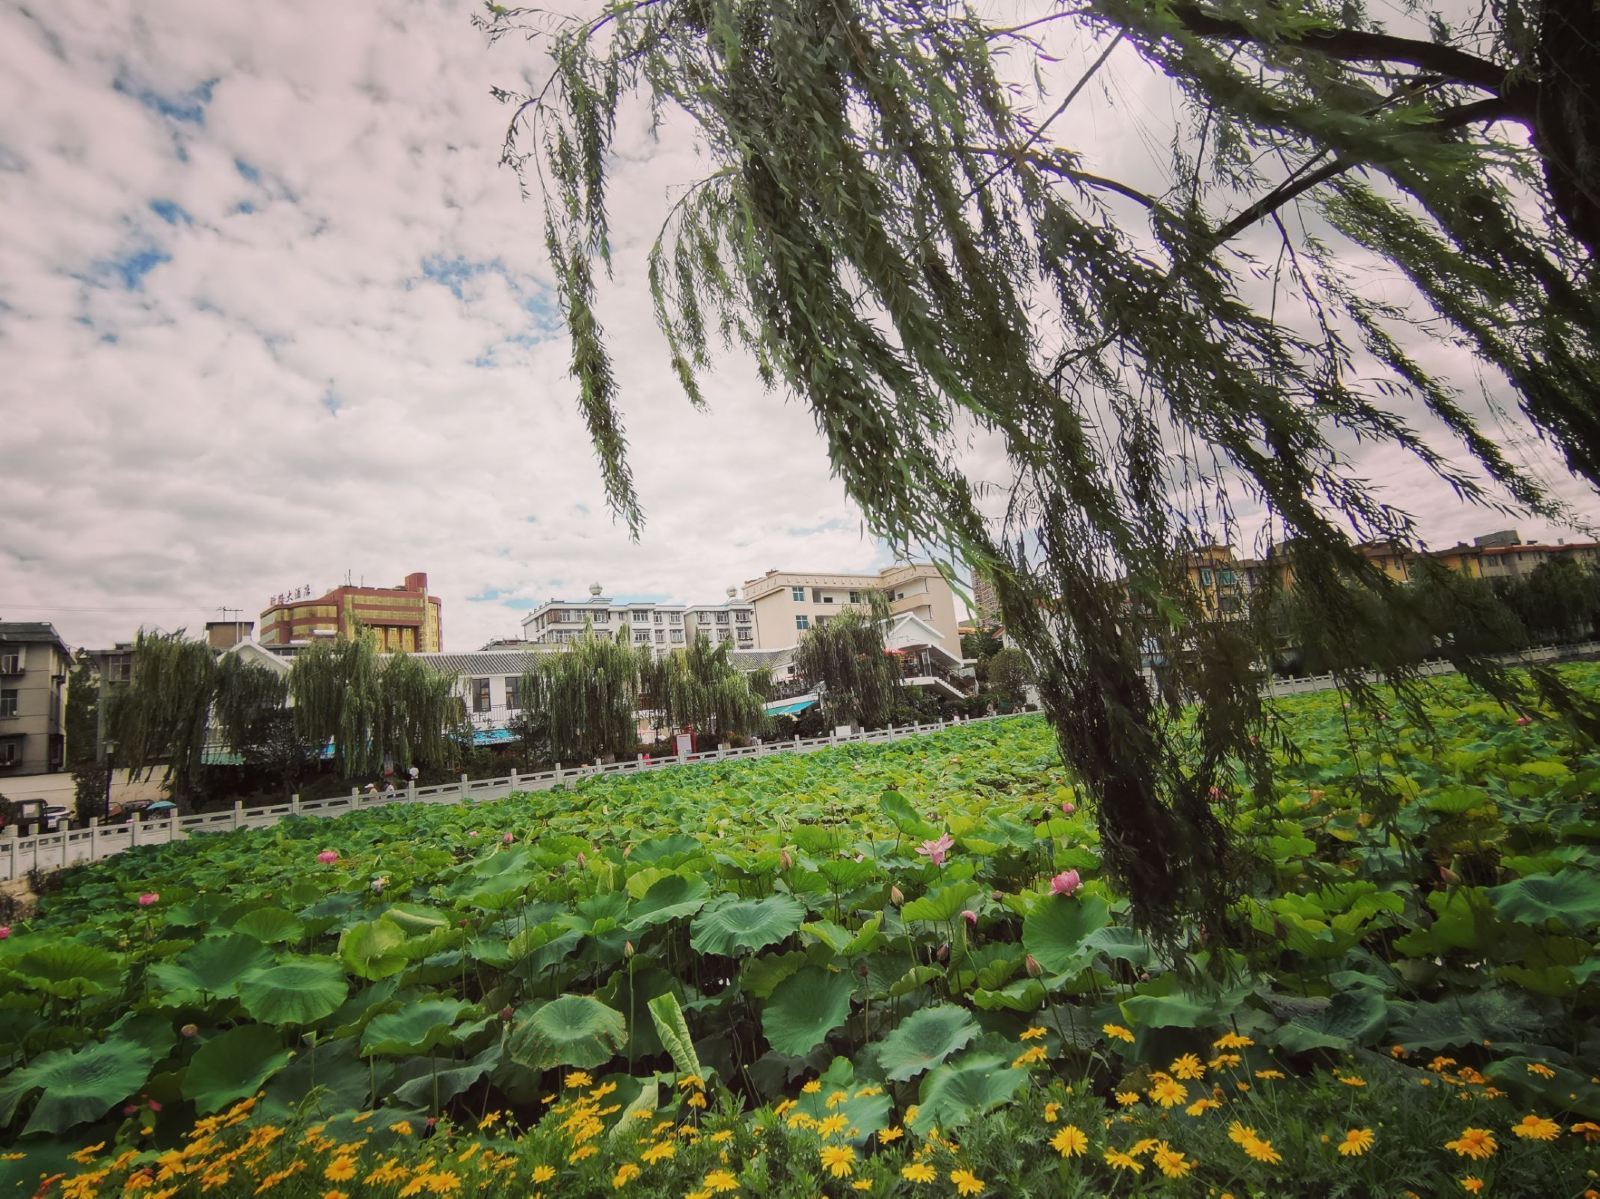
[473,727,518,746]
[764,698,818,716]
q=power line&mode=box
[0,602,239,613]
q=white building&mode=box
[520,584,756,656]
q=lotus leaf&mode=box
[507,994,627,1069]
[182,1024,292,1113]
[762,965,854,1056]
[876,1004,980,1080]
[237,957,349,1025]
[690,894,805,956]
[0,1038,155,1136]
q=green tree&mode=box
[289,636,461,781]
[521,626,648,764]
[640,633,767,744]
[485,0,1600,938]
[985,647,1034,708]
[115,631,221,810]
[65,664,109,821]
[793,608,901,730]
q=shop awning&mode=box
[764,697,819,716]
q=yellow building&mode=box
[742,563,962,652]
[259,571,443,653]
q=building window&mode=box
[0,654,19,674]
[796,615,810,631]
[1219,570,1236,586]
[790,586,805,601]
[472,679,491,713]
[633,610,651,621]
[737,629,752,641]
[671,630,684,643]
[848,590,861,604]
[735,610,750,623]
[592,610,609,623]
[654,612,663,624]
[698,612,711,625]
[1199,569,1214,586]
[1219,596,1241,614]
[715,612,729,625]
[505,677,521,711]
[655,630,665,642]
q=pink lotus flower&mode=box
[916,833,955,867]
[1050,870,1082,897]
[137,892,159,907]
[468,830,479,838]
[148,1099,162,1113]
[317,850,339,864]
[124,1104,139,1116]
[502,832,515,844]
[1060,801,1076,815]
[1515,715,1532,726]
[961,909,978,929]
[0,926,10,940]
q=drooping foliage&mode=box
[640,633,767,742]
[484,0,1600,943]
[521,626,648,764]
[115,632,224,807]
[288,636,461,779]
[793,607,901,729]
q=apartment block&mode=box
[520,585,756,655]
[259,571,443,654]
[741,563,962,651]
[0,622,72,776]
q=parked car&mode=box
[42,805,69,832]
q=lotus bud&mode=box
[1439,864,1460,884]
[425,1116,437,1132]
[458,918,469,928]
[1060,801,1076,816]
[890,885,905,907]
[138,892,159,906]
[503,832,515,844]
[961,909,978,929]
[468,830,479,838]
[180,1023,198,1038]
[780,849,793,871]
[371,878,386,895]
[1206,786,1224,801]
[1515,715,1532,727]
[317,850,339,864]
[148,1100,162,1113]
[500,1006,515,1022]
[0,926,10,940]
[991,890,1004,902]
[1138,971,1151,982]
[936,943,949,963]
[576,852,586,869]
[1025,954,1043,978]
[624,940,635,958]
[1248,734,1259,746]
[123,1104,139,1116]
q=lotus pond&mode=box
[3,668,1599,1196]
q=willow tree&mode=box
[793,609,902,730]
[116,633,292,808]
[640,633,767,742]
[482,0,1600,942]
[522,627,648,764]
[288,636,461,779]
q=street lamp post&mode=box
[101,738,118,824]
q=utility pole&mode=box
[217,606,244,648]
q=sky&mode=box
[1,0,1595,653]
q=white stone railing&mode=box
[1,715,1012,883]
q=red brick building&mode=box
[258,571,443,653]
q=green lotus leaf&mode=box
[361,998,478,1057]
[1270,989,1388,1053]
[1022,894,1110,974]
[901,880,981,924]
[646,992,703,1079]
[391,1043,504,1108]
[230,908,305,944]
[339,919,411,981]
[148,933,274,1000]
[0,1037,155,1136]
[182,1024,292,1114]
[762,965,854,1057]
[910,1051,1028,1132]
[237,957,349,1026]
[506,995,627,1070]
[877,1004,981,1081]
[629,874,712,931]
[15,942,124,1000]
[1487,870,1600,931]
[690,895,805,956]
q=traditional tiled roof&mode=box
[403,648,562,676]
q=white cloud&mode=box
[0,0,1592,653]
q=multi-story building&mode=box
[520,585,756,655]
[741,563,962,652]
[401,648,560,742]
[0,622,72,776]
[258,571,443,654]
[971,573,1002,626]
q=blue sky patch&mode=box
[113,75,215,124]
[94,246,170,290]
[321,386,342,415]
[234,156,262,183]
[148,198,191,225]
